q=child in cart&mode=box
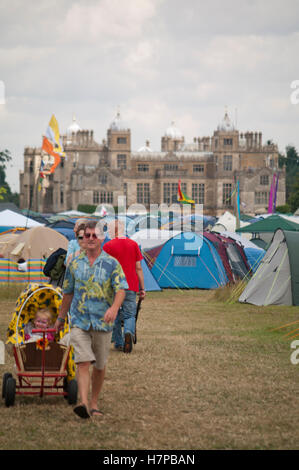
[24,308,55,343]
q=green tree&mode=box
[279,145,299,201]
[288,174,299,212]
[0,149,19,206]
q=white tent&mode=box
[130,228,181,250]
[0,209,43,230]
[211,211,249,233]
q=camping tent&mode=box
[131,229,182,250]
[140,258,161,291]
[0,226,68,283]
[239,229,299,306]
[0,226,68,260]
[236,214,299,234]
[204,232,251,283]
[212,211,249,233]
[144,232,228,289]
[0,209,43,233]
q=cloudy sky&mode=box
[1,0,299,192]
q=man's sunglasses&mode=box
[84,233,98,239]
[77,236,84,240]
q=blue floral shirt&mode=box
[63,250,128,332]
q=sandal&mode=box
[90,408,104,417]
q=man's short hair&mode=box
[84,220,106,239]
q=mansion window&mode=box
[192,183,205,204]
[117,154,127,169]
[138,163,149,172]
[224,138,233,146]
[101,191,113,204]
[164,164,178,171]
[137,183,150,204]
[93,191,113,204]
[93,191,99,204]
[193,164,204,173]
[255,191,269,205]
[260,175,269,185]
[117,137,127,144]
[99,174,107,185]
[223,183,232,206]
[163,182,186,204]
[223,155,232,171]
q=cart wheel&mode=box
[63,377,68,400]
[5,377,16,407]
[2,373,12,399]
[67,379,78,405]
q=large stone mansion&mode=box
[19,111,285,215]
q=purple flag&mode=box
[268,173,276,214]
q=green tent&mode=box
[239,229,299,306]
[236,214,299,234]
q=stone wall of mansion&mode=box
[19,112,286,216]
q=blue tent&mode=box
[243,247,265,273]
[140,258,161,291]
[144,232,228,289]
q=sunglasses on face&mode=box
[84,233,98,239]
[77,236,84,240]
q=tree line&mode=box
[278,145,299,213]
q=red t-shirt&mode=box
[103,238,143,292]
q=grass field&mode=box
[0,286,299,450]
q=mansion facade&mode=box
[19,111,285,216]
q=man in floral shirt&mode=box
[55,220,128,419]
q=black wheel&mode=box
[2,373,12,399]
[67,379,78,405]
[5,377,16,407]
[63,377,68,400]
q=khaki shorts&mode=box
[70,327,112,370]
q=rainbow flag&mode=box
[41,115,65,175]
[177,179,195,205]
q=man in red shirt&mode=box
[103,220,146,353]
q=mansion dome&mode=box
[165,121,183,139]
[217,112,235,132]
[110,111,128,131]
[138,140,153,152]
[67,116,81,135]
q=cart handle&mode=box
[32,328,57,334]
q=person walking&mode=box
[65,218,87,265]
[55,220,128,419]
[103,220,146,354]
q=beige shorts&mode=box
[70,327,112,370]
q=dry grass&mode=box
[0,287,299,450]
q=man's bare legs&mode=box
[76,362,106,416]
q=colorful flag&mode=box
[41,114,65,174]
[177,179,195,205]
[236,180,241,229]
[273,172,279,212]
[268,173,276,214]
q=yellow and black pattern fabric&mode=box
[6,282,76,380]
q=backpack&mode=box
[43,248,67,279]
